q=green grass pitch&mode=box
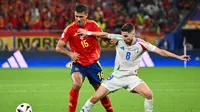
[0,67,200,112]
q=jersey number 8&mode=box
[126,52,131,60]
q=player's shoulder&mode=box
[87,19,97,23]
[63,22,76,33]
[137,38,146,43]
[87,19,99,26]
[137,38,149,45]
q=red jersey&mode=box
[60,20,102,66]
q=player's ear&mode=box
[85,13,88,18]
[86,14,88,18]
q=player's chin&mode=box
[125,40,131,44]
[77,22,83,26]
[77,23,82,26]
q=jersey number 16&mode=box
[81,40,89,48]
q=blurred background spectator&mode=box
[0,0,199,52]
[0,0,197,33]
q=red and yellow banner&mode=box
[0,31,14,51]
[0,31,60,51]
[16,36,59,51]
[0,36,14,51]
[0,31,164,51]
[140,32,164,45]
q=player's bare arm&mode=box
[153,47,190,61]
[56,40,80,62]
[77,28,109,38]
[77,28,123,44]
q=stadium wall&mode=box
[0,50,199,68]
[1,31,199,68]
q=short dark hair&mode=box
[75,4,88,14]
[121,23,135,33]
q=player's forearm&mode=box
[89,32,109,39]
[88,31,123,40]
[55,46,71,56]
[159,49,180,59]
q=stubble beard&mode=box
[125,39,133,46]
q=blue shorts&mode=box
[71,61,104,84]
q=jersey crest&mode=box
[120,46,125,50]
[132,47,139,54]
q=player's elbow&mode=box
[55,46,61,53]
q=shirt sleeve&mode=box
[60,28,70,43]
[91,21,102,32]
[139,39,156,52]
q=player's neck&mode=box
[81,22,86,27]
[76,21,87,28]
[130,37,136,46]
[78,23,86,28]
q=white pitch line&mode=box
[0,84,64,87]
[0,89,198,93]
[0,90,67,93]
[0,84,62,86]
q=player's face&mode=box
[121,30,136,45]
[75,11,88,27]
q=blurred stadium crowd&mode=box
[0,0,197,33]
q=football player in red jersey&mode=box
[56,4,113,112]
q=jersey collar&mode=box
[132,38,138,46]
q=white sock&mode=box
[80,99,94,112]
[144,98,153,112]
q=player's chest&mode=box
[70,26,93,39]
[69,28,96,48]
[117,45,142,60]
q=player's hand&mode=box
[179,55,191,61]
[77,28,87,37]
[110,38,118,44]
[69,52,80,62]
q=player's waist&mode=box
[113,70,138,78]
[76,59,100,66]
[114,66,139,72]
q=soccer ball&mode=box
[16,103,32,112]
